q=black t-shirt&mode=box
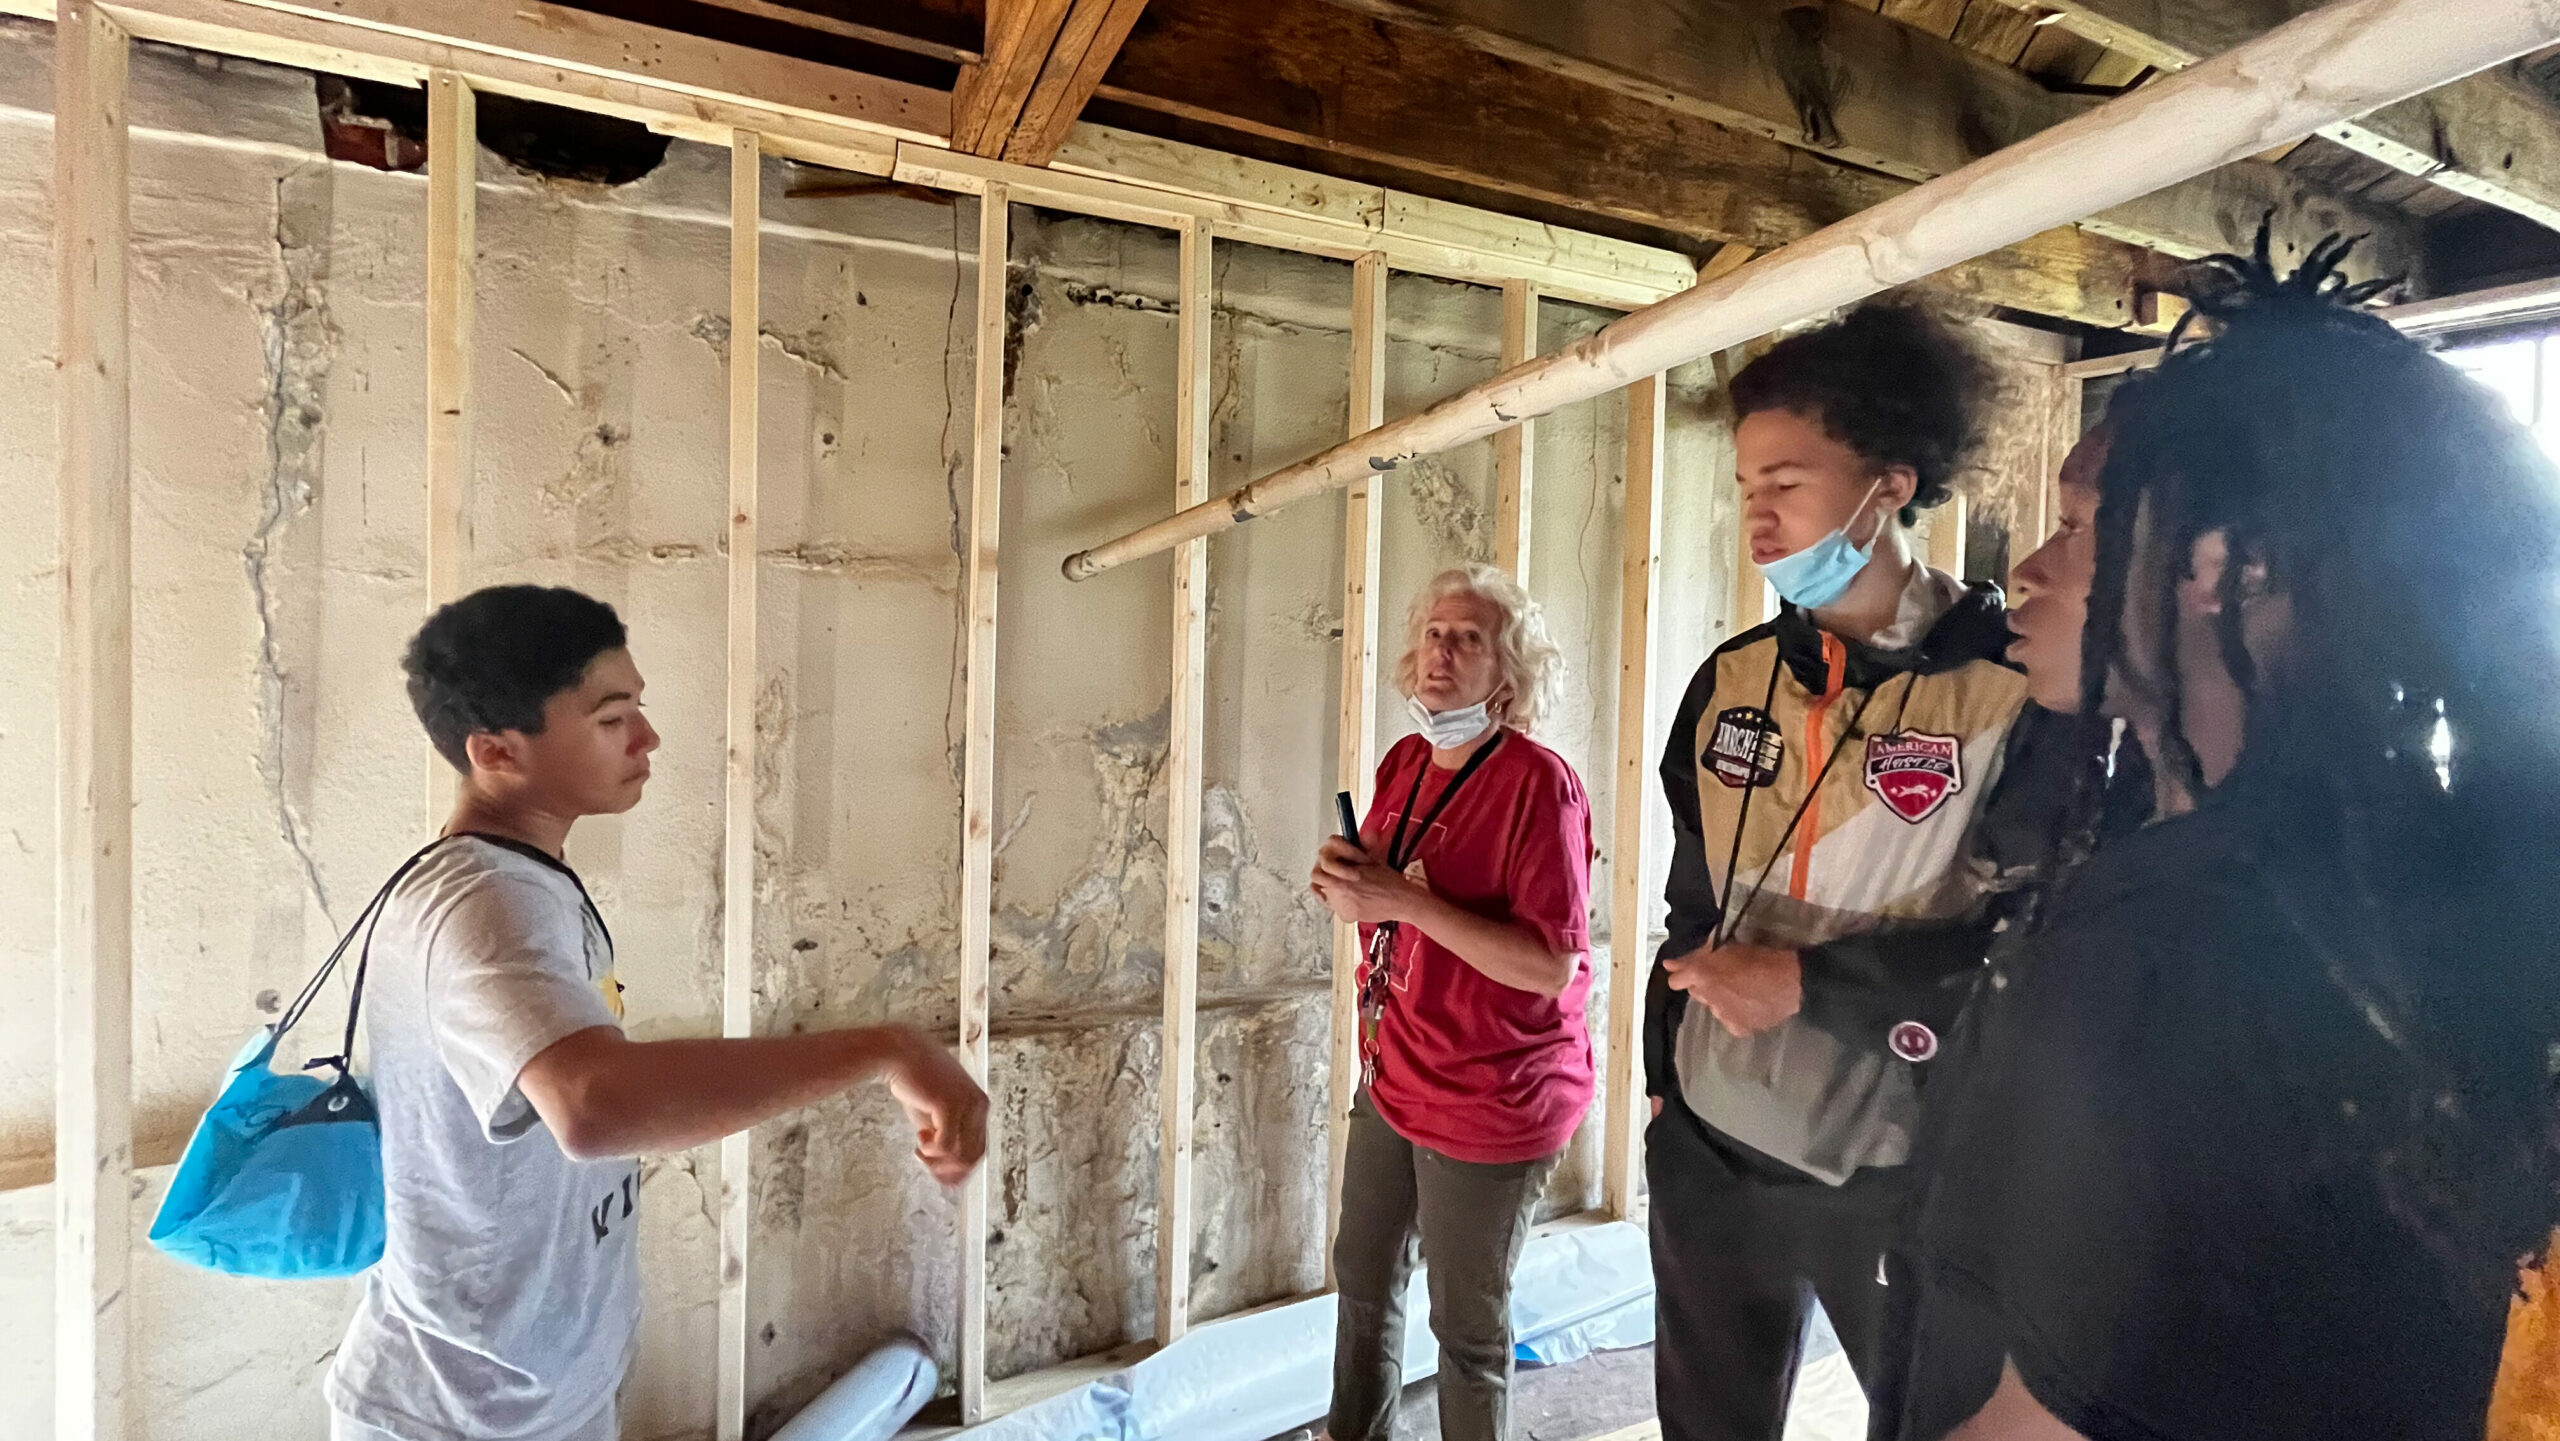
[1885,778,2556,1441]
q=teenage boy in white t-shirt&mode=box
[326,584,987,1441]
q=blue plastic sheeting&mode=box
[774,1336,940,1441]
[945,1220,1655,1441]
[1508,1217,1656,1365]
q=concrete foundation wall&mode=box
[0,23,2059,1439]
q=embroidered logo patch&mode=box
[1705,706,1783,789]
[1864,730,1963,823]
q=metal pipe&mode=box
[1061,0,2560,581]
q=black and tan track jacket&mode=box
[1643,572,2052,1185]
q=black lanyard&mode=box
[1358,730,1506,1087]
[1711,658,1917,946]
[1385,729,1506,874]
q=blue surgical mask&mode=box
[1757,479,1885,612]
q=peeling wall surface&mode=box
[0,24,2063,1440]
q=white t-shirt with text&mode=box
[324,836,639,1441]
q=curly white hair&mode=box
[1391,563,1567,736]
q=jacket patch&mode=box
[1864,730,1963,823]
[1706,706,1783,789]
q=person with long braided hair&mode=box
[1879,231,2560,1440]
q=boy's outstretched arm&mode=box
[517,1024,988,1181]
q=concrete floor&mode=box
[1261,1343,1659,1441]
[1258,1332,1872,1441]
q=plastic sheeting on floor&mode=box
[934,1219,1656,1441]
[775,1336,940,1441]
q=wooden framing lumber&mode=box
[953,0,1151,165]
[1925,493,1967,577]
[953,0,1073,154]
[2044,0,2560,232]
[715,129,761,1441]
[1731,539,1768,638]
[1493,279,1536,584]
[1326,251,1389,1289]
[423,68,471,816]
[1699,243,1756,286]
[53,7,131,1438]
[0,0,913,175]
[956,182,1010,1425]
[1601,372,1663,1222]
[1093,0,2161,328]
[2060,275,2560,390]
[1156,217,1211,1348]
[926,129,1699,309]
[0,0,1697,306]
[230,0,946,138]
[677,0,982,66]
[424,71,473,610]
[1317,0,2420,281]
[1060,0,2560,581]
[1003,0,1149,165]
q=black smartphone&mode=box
[1335,790,1361,844]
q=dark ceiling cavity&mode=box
[320,76,671,186]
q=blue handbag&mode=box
[147,839,448,1279]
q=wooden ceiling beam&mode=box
[953,0,1149,163]
[2045,0,2560,233]
[662,0,980,65]
[1097,0,2172,327]
[1313,0,2422,285]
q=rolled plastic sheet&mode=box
[774,1335,940,1441]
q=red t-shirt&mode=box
[1357,729,1596,1164]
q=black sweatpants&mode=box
[1646,1095,1911,1441]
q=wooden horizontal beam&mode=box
[1062,0,2560,580]
[916,127,1699,306]
[1098,0,2169,325]
[0,0,921,171]
[1315,0,2422,283]
[5,0,1701,306]
[245,0,946,131]
[2047,0,2560,232]
[682,0,981,65]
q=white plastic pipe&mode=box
[1060,0,2560,581]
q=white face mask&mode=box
[1407,695,1495,749]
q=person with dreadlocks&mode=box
[1646,300,2071,1441]
[1879,231,2560,1441]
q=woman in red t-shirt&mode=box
[1311,563,1597,1441]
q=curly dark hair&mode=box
[1728,298,1998,523]
[404,584,628,772]
[2057,223,2560,1299]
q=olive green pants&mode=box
[1327,1093,1561,1441]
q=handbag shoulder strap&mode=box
[274,835,460,1074]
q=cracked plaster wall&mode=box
[0,22,2061,1441]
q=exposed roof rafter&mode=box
[2046,0,2560,232]
[952,0,1148,164]
[1310,0,2425,284]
